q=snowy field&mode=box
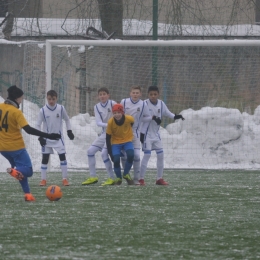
[1,95,260,172]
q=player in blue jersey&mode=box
[139,86,185,185]
[82,87,116,186]
[36,90,75,186]
[0,85,61,201]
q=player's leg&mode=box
[111,144,123,185]
[132,134,141,184]
[2,149,35,201]
[139,137,153,185]
[39,153,50,186]
[122,142,134,185]
[101,146,116,186]
[82,136,104,185]
[58,153,69,186]
[154,140,168,185]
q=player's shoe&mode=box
[7,168,24,181]
[123,174,134,185]
[101,178,115,186]
[81,177,98,185]
[62,179,69,186]
[114,178,122,185]
[24,193,36,201]
[134,179,140,186]
[39,179,46,186]
[139,179,145,186]
[156,178,169,185]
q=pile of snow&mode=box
[1,96,260,171]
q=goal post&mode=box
[22,39,260,171]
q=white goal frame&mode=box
[45,39,260,94]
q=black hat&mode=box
[7,85,24,99]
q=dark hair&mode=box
[7,85,24,99]
[47,90,58,97]
[148,86,159,93]
[98,87,109,94]
[131,85,142,92]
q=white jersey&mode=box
[94,100,116,135]
[36,104,72,146]
[120,98,151,135]
[143,99,175,138]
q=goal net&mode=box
[22,40,260,171]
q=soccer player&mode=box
[120,86,151,184]
[0,85,61,201]
[106,103,135,185]
[82,87,116,186]
[139,86,185,185]
[36,90,75,186]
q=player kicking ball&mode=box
[0,85,61,201]
[36,90,75,187]
[106,104,135,185]
[139,86,185,186]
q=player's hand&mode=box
[67,130,74,140]
[152,116,162,125]
[140,133,145,144]
[38,137,46,147]
[47,133,61,140]
[174,114,185,120]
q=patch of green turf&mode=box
[0,170,259,259]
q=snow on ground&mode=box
[1,96,260,171]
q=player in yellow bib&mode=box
[0,85,61,201]
[106,104,135,185]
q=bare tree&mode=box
[96,0,123,37]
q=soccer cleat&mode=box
[114,178,122,185]
[139,179,145,186]
[39,179,47,186]
[62,179,69,186]
[81,177,98,185]
[156,178,169,185]
[134,179,140,186]
[24,193,36,201]
[7,168,24,181]
[123,174,134,185]
[101,178,115,186]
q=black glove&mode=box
[174,114,185,120]
[38,137,46,147]
[152,115,162,125]
[67,130,74,140]
[46,133,61,140]
[140,133,145,144]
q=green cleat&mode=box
[81,177,98,185]
[101,178,115,186]
[123,174,134,185]
[114,178,122,185]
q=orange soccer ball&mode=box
[46,185,63,201]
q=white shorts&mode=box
[42,139,66,155]
[91,132,106,151]
[142,137,163,151]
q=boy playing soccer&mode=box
[36,90,75,186]
[106,103,135,185]
[82,87,116,186]
[0,85,61,201]
[120,86,151,184]
[139,86,185,185]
